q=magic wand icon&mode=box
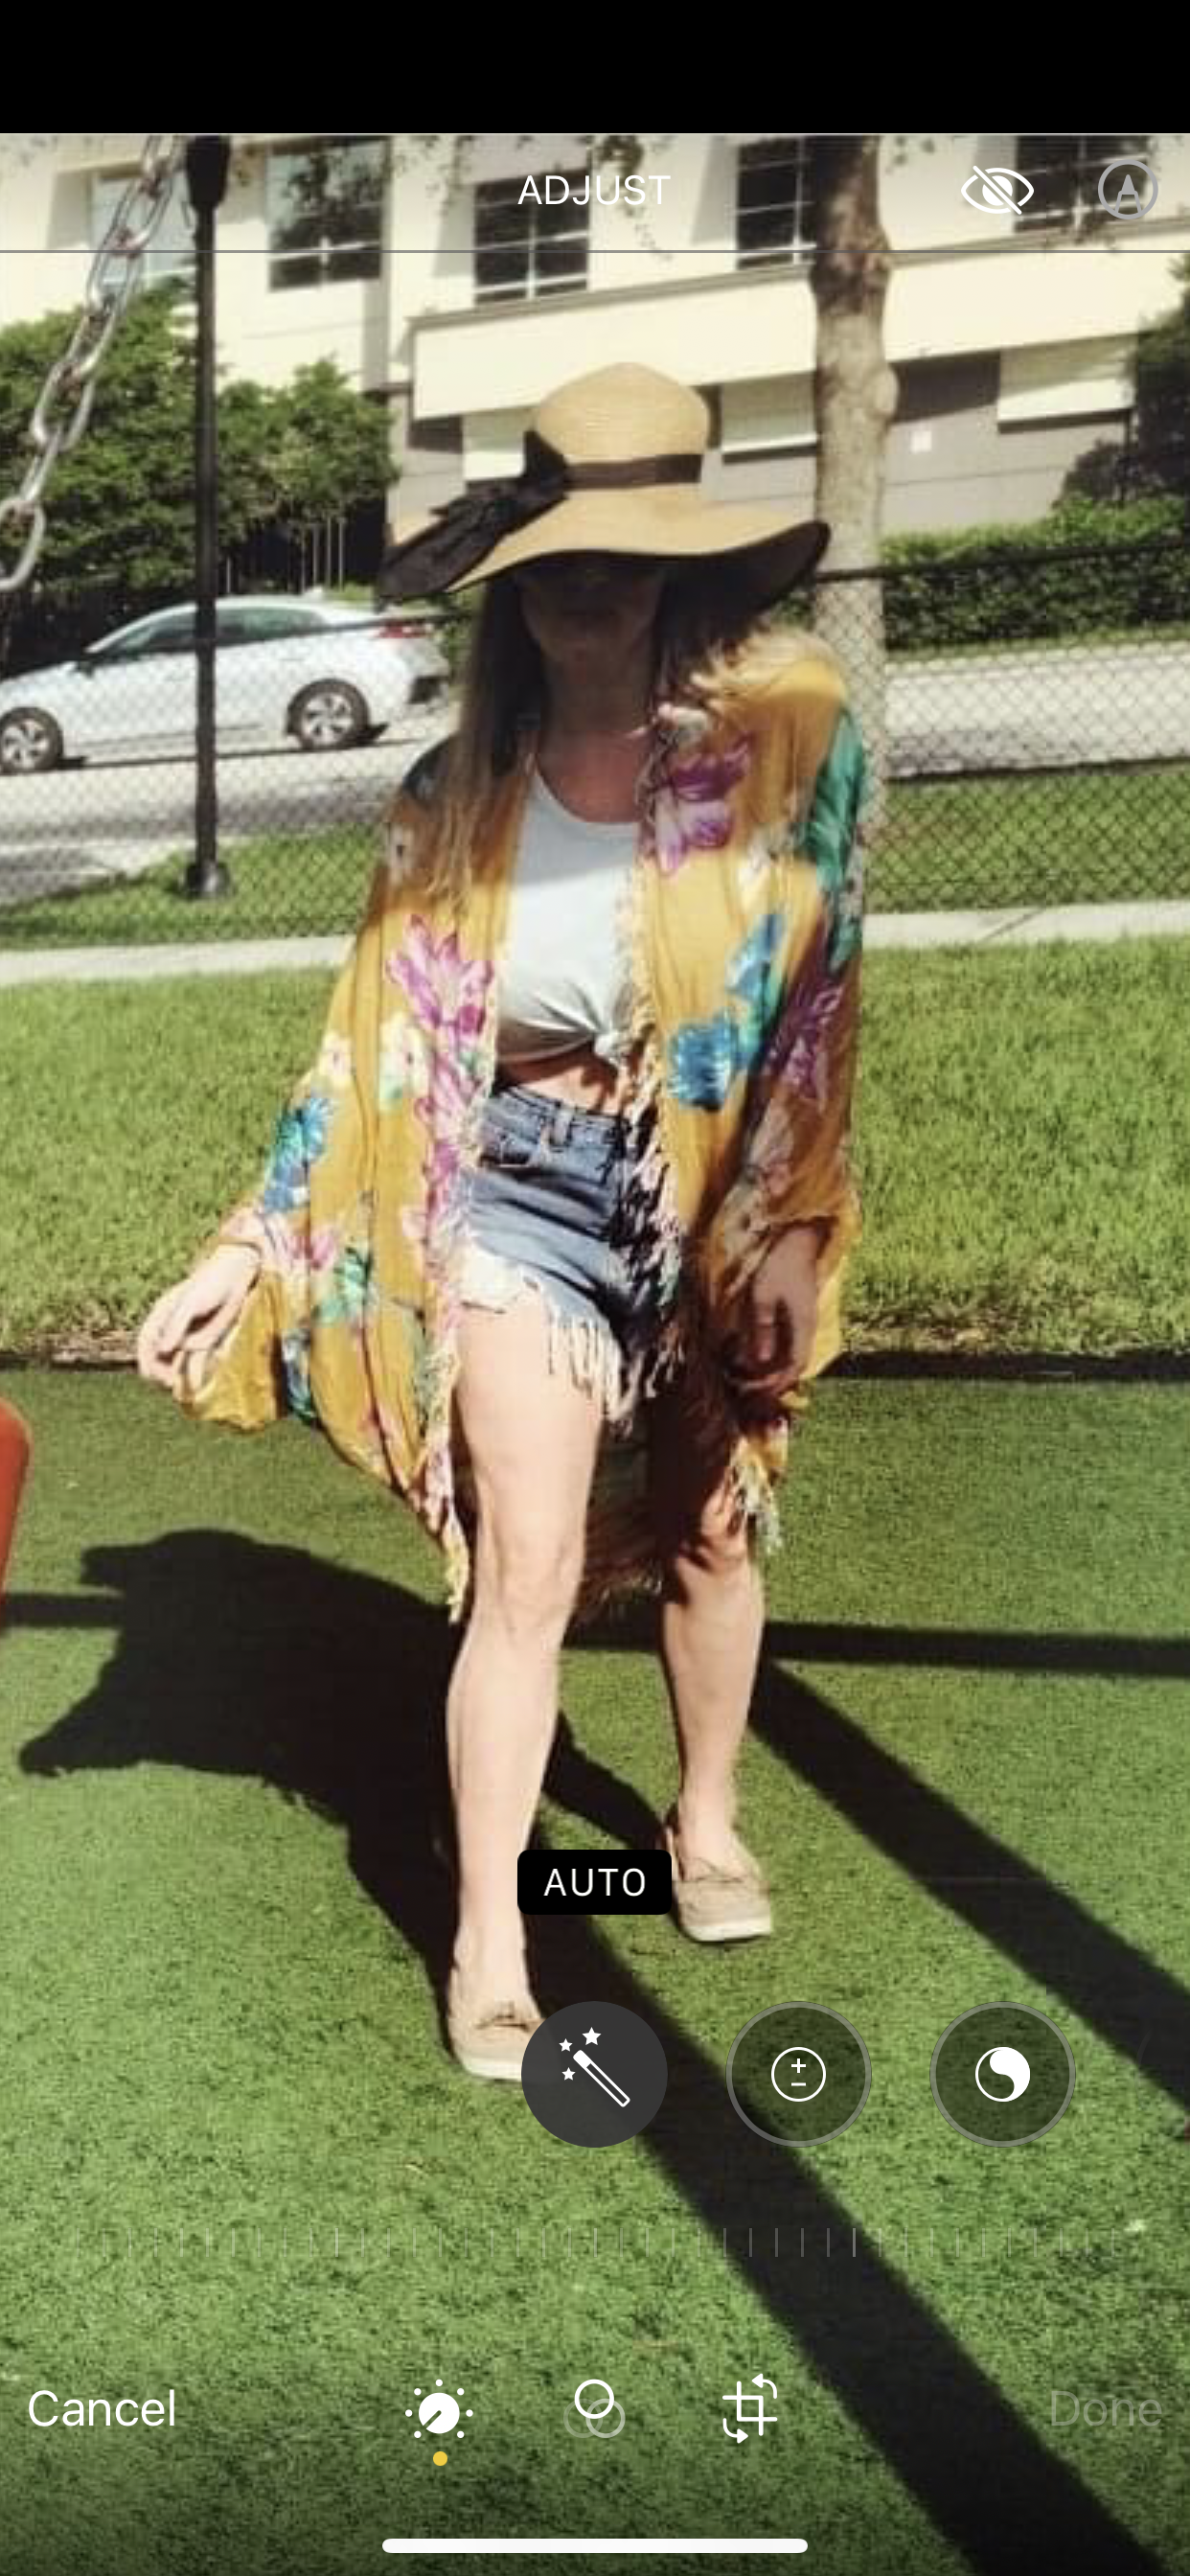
[573,2049,630,2107]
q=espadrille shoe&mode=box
[659,1813,772,1944]
[446,1978,542,2081]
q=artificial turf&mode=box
[1,1364,1186,2575]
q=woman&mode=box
[137,364,867,2082]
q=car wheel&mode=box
[289,680,369,752]
[0,708,64,774]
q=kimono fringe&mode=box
[612,816,688,1337]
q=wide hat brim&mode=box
[387,487,829,616]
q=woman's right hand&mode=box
[136,1244,261,1394]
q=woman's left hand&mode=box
[719,1222,825,1420]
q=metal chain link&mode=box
[0,132,188,597]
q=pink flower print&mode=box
[645,739,750,876]
[765,962,843,1111]
[386,919,492,1051]
[308,1223,342,1277]
[422,1130,464,1214]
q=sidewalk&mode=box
[1,899,1189,986]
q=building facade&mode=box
[1,131,1186,542]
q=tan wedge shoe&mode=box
[446,1980,543,2082]
[660,1814,772,1944]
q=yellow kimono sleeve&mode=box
[176,861,393,1431]
[699,704,867,1381]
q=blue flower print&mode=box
[260,1092,333,1216]
[668,913,787,1109]
[669,1008,750,1109]
[312,1243,377,1335]
[280,1326,315,1422]
[725,910,787,1059]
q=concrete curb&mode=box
[1,901,1189,986]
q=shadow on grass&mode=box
[833,1351,1190,1382]
[9,1528,1178,2574]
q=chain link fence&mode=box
[0,540,1186,946]
[813,536,1190,914]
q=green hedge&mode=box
[381,502,1190,672]
[763,495,1187,651]
[878,495,1189,648]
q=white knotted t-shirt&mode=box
[495,767,637,1066]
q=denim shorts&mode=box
[458,1081,670,1417]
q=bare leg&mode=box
[447,1285,605,2007]
[647,1375,766,1872]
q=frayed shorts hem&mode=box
[457,1236,637,1427]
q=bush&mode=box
[878,496,1189,649]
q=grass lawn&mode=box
[2,940,1188,1359]
[870,765,1190,913]
[0,1364,1186,2574]
[1,763,1189,948]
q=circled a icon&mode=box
[770,2046,826,2103]
[1098,158,1157,220]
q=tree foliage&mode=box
[1064,253,1190,503]
[0,281,391,595]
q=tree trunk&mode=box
[811,136,899,832]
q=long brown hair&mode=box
[391,563,834,906]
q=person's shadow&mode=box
[13,1528,1173,2573]
[17,1528,656,2031]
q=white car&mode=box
[0,593,449,772]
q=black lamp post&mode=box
[183,132,233,900]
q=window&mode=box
[91,611,195,662]
[91,174,194,286]
[1013,136,1152,233]
[721,377,816,456]
[474,174,589,303]
[735,137,817,268]
[218,603,326,643]
[997,339,1134,426]
[268,137,386,289]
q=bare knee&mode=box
[471,1518,585,1646]
[667,1483,754,1586]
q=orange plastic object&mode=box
[0,1398,31,1610]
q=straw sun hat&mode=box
[378,362,829,611]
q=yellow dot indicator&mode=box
[433,2450,448,2467]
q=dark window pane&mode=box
[1086,133,1149,163]
[270,252,322,291]
[268,137,385,291]
[476,199,528,251]
[535,239,588,288]
[736,137,812,267]
[475,245,527,298]
[273,210,323,254]
[222,606,323,641]
[740,205,796,259]
[1013,135,1149,230]
[327,242,381,283]
[126,616,194,657]
[475,171,588,303]
[739,154,799,214]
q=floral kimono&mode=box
[177,639,867,1625]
